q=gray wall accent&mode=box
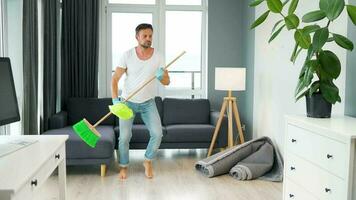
[241,0,255,140]
[208,0,254,140]
[345,0,356,117]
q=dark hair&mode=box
[135,23,153,35]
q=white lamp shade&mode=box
[215,67,246,91]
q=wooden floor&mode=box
[34,149,282,200]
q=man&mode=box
[111,23,170,179]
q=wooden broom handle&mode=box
[124,51,186,102]
[93,51,186,128]
[93,112,112,127]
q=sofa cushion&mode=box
[114,125,167,145]
[163,98,210,125]
[67,98,115,126]
[164,124,215,143]
[115,96,163,125]
[43,125,115,159]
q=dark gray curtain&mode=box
[42,0,58,132]
[23,0,38,135]
[61,0,99,109]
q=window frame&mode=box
[103,0,208,99]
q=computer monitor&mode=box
[0,57,20,126]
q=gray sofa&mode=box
[43,97,228,176]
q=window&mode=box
[111,12,153,88]
[109,0,155,4]
[166,0,201,5]
[165,11,202,92]
[105,0,207,99]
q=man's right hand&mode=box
[155,67,165,81]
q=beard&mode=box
[140,41,152,48]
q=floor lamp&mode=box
[207,67,246,157]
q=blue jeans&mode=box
[117,98,163,167]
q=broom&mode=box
[72,51,186,148]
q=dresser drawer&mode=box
[15,144,65,199]
[36,144,65,186]
[286,124,347,179]
[284,179,318,200]
[285,152,346,200]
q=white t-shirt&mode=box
[117,48,164,103]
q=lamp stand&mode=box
[207,90,245,157]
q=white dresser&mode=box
[0,135,68,200]
[283,115,356,200]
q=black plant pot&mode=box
[305,93,332,118]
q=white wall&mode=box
[253,1,348,153]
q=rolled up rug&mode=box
[195,136,283,182]
[229,142,274,180]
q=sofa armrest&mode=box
[210,111,228,147]
[48,111,68,129]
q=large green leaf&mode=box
[298,60,308,78]
[347,5,356,25]
[303,60,318,86]
[251,10,270,29]
[288,0,299,14]
[298,46,314,78]
[285,14,300,30]
[303,25,321,34]
[318,50,341,79]
[290,42,299,62]
[296,89,308,101]
[295,76,307,97]
[296,80,320,101]
[267,0,283,13]
[319,0,345,21]
[291,45,303,63]
[306,45,315,60]
[309,81,321,97]
[312,27,329,50]
[302,10,326,23]
[295,60,316,97]
[320,80,341,104]
[333,33,354,50]
[294,29,311,49]
[315,59,332,81]
[250,0,264,7]
[269,25,286,43]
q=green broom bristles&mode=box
[72,119,101,148]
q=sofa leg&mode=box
[101,164,107,177]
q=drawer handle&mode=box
[55,154,60,159]
[291,139,297,143]
[290,166,296,171]
[325,188,331,193]
[326,154,333,159]
[289,194,294,198]
[31,179,38,187]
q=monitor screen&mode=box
[0,57,20,125]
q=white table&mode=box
[0,135,68,200]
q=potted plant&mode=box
[249,0,356,118]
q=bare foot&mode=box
[143,160,154,179]
[118,167,128,179]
